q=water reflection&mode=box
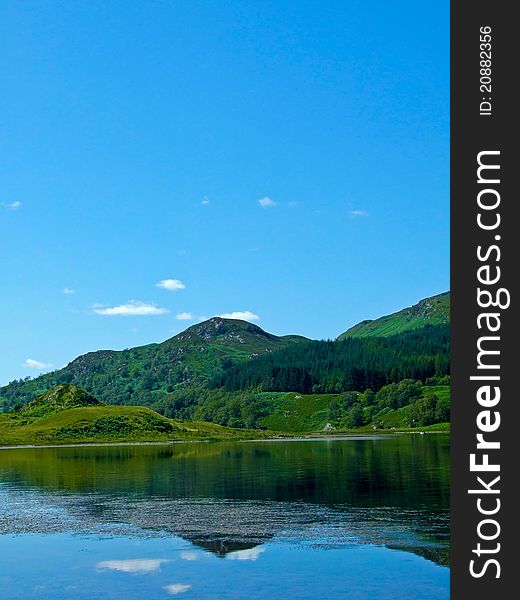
[97,559,171,574]
[0,436,449,566]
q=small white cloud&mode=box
[288,201,298,207]
[22,358,53,370]
[4,201,22,211]
[62,287,75,295]
[226,546,266,561]
[97,559,170,574]
[218,310,260,321]
[201,196,210,205]
[156,279,186,291]
[258,197,277,208]
[163,584,192,595]
[349,209,369,217]
[176,312,193,321]
[177,249,187,256]
[180,551,198,561]
[94,301,169,316]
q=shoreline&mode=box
[0,428,450,451]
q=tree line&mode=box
[210,325,450,394]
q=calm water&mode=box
[0,435,450,599]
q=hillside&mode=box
[0,295,451,434]
[338,292,450,339]
[0,318,308,411]
[0,384,266,446]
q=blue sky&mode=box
[0,1,449,385]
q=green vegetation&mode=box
[212,324,449,393]
[338,292,450,339]
[0,384,270,446]
[155,379,450,433]
[0,318,308,411]
[0,293,452,441]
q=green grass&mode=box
[0,384,271,446]
[338,292,450,339]
[259,392,338,432]
[0,405,269,446]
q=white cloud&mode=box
[218,310,260,321]
[22,358,53,370]
[258,197,277,208]
[201,196,210,205]
[97,559,170,574]
[94,301,169,316]
[4,201,22,211]
[180,551,198,561]
[177,249,187,256]
[156,279,186,291]
[226,546,266,561]
[349,209,369,217]
[163,584,192,595]
[62,287,75,295]
[176,312,193,321]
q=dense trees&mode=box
[326,379,451,430]
[211,325,450,395]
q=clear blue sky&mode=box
[0,1,449,385]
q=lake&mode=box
[0,435,450,599]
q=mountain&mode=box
[0,318,309,411]
[337,292,450,339]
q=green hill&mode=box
[20,384,102,418]
[0,295,451,436]
[338,292,450,339]
[0,384,265,446]
[0,318,309,411]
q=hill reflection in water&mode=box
[0,436,450,566]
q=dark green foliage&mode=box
[344,403,364,428]
[212,325,450,395]
[325,382,450,430]
[155,386,271,430]
[375,379,423,410]
[409,393,439,427]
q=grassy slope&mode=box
[338,292,450,339]
[0,384,269,446]
[259,392,338,432]
[258,387,450,433]
[0,406,268,446]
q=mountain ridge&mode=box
[0,317,309,411]
[0,294,450,413]
[338,292,450,339]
